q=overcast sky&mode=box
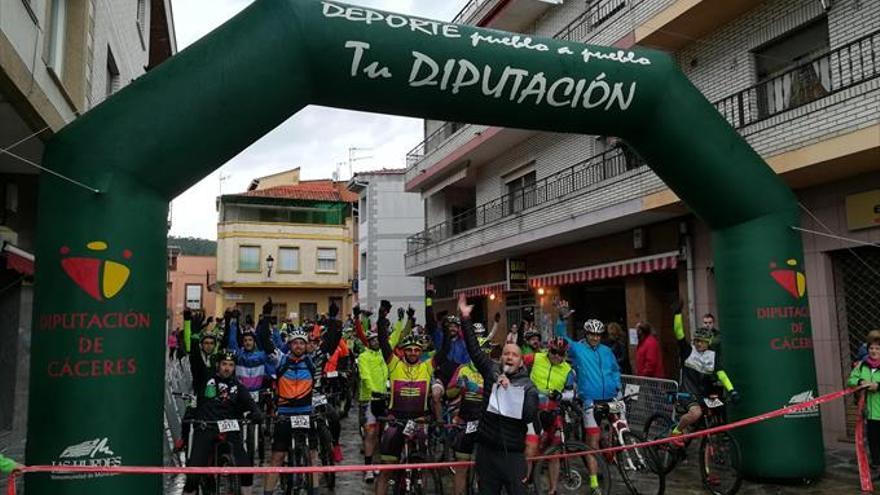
[168,0,463,239]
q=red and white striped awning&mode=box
[529,251,679,288]
[453,281,507,298]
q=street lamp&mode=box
[266,254,274,277]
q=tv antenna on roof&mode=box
[347,147,372,179]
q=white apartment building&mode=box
[348,169,425,321]
[404,0,879,446]
[0,0,176,476]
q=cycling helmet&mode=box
[241,330,256,341]
[444,314,462,327]
[693,327,713,343]
[365,329,379,340]
[583,319,605,334]
[524,329,541,340]
[199,333,217,344]
[548,337,569,354]
[399,334,424,350]
[289,328,309,343]
[473,322,486,335]
[218,350,236,364]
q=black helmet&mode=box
[399,334,424,350]
[444,314,461,327]
[217,350,236,364]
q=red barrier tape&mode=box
[856,391,874,493]
[4,385,866,495]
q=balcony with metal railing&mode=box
[404,27,880,274]
[714,29,879,130]
[404,0,664,190]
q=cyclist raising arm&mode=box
[461,294,539,495]
[183,350,262,495]
[353,304,389,483]
[375,302,434,494]
[553,300,619,495]
[670,302,739,444]
[263,302,342,493]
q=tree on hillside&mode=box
[168,236,217,256]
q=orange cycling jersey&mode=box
[325,338,350,373]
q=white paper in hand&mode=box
[487,383,525,420]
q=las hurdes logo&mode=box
[61,241,132,301]
[784,390,820,419]
[51,437,122,479]
[769,258,806,299]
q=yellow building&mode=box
[215,168,358,324]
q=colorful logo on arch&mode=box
[769,258,806,299]
[60,241,132,301]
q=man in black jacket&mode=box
[460,295,538,495]
[184,348,262,495]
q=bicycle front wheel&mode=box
[615,430,664,495]
[216,453,241,495]
[317,422,336,490]
[532,441,611,495]
[643,413,679,475]
[699,432,742,495]
[401,453,443,495]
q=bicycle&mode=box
[377,416,444,495]
[591,396,664,495]
[643,391,742,495]
[311,391,337,490]
[277,413,316,495]
[324,369,352,419]
[183,418,253,495]
[531,399,612,495]
[244,389,272,466]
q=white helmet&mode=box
[583,319,605,335]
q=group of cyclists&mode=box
[172,289,740,495]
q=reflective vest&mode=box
[357,349,388,402]
[530,352,572,395]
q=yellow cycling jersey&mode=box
[387,355,433,417]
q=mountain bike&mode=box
[643,391,742,495]
[277,413,316,495]
[311,392,336,490]
[591,396,664,495]
[531,399,611,495]
[377,416,444,495]
[184,418,252,495]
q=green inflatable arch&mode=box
[28,1,821,493]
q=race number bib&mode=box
[312,394,328,407]
[250,391,260,403]
[403,420,417,436]
[704,397,724,409]
[326,371,339,378]
[290,415,311,429]
[465,421,479,434]
[217,420,240,433]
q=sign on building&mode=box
[507,258,528,292]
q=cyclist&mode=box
[431,311,471,366]
[523,337,576,495]
[322,330,350,462]
[353,305,389,483]
[521,328,542,356]
[183,349,262,495]
[263,303,342,493]
[554,300,620,495]
[670,305,739,446]
[460,294,539,495]
[375,307,433,495]
[177,310,218,452]
[444,337,490,495]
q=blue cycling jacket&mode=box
[555,319,620,402]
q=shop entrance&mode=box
[561,280,626,339]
